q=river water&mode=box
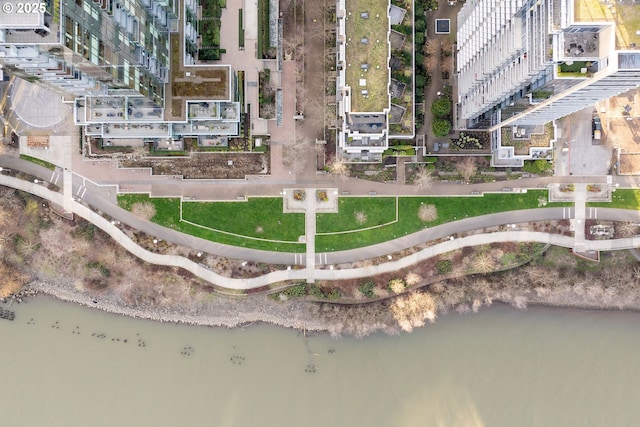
[2,297,640,426]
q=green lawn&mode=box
[315,191,571,252]
[317,197,396,233]
[119,191,571,254]
[587,189,640,210]
[118,195,305,252]
[182,198,304,241]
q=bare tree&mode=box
[0,188,15,206]
[418,203,438,222]
[424,39,439,57]
[391,291,437,332]
[413,166,434,189]
[456,157,478,182]
[0,261,27,298]
[354,211,367,225]
[260,102,276,119]
[328,157,350,179]
[131,201,157,221]
[283,34,305,61]
[283,136,313,175]
[423,54,439,74]
[440,54,454,75]
[0,206,9,228]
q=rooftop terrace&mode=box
[575,0,640,50]
[344,0,390,113]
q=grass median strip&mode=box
[118,194,306,252]
[19,155,57,170]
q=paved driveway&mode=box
[555,107,612,176]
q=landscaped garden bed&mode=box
[196,0,226,61]
[450,132,490,150]
[388,0,415,136]
[259,69,275,119]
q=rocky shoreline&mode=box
[24,278,330,332]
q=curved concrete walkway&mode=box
[3,174,640,290]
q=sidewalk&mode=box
[4,173,640,289]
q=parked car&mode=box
[592,116,602,141]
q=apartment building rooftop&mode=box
[344,0,390,113]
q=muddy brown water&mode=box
[2,296,640,426]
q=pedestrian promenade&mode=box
[3,174,640,290]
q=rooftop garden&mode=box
[169,35,229,102]
[557,61,590,78]
[388,0,415,136]
[501,122,555,156]
[345,0,389,112]
[197,0,227,61]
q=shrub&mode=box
[359,280,376,298]
[327,289,342,300]
[436,259,452,275]
[431,97,451,118]
[432,119,451,137]
[284,283,306,297]
[523,159,553,175]
[308,285,326,299]
[87,261,110,277]
[393,24,412,35]
[389,278,406,294]
[405,272,422,286]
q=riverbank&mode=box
[26,277,329,332]
[20,245,640,338]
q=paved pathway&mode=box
[2,156,640,264]
[573,183,587,252]
[305,196,316,281]
[5,172,640,290]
